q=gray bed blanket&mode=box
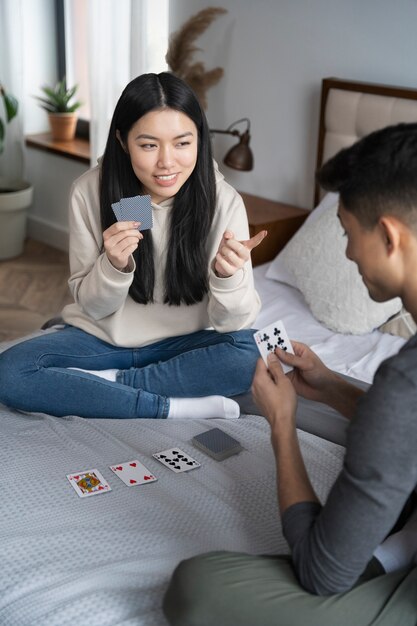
[0,404,345,626]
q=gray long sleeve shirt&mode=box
[282,333,417,595]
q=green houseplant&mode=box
[0,83,19,154]
[35,78,82,141]
[0,82,33,259]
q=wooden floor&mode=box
[0,239,72,342]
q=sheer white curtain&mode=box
[0,0,25,179]
[87,0,169,166]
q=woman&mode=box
[0,72,265,419]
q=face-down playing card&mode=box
[253,319,295,373]
[66,469,111,498]
[111,201,122,221]
[192,428,243,461]
[109,459,157,486]
[111,194,153,230]
[120,194,153,229]
[152,448,201,473]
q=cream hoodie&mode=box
[62,164,261,347]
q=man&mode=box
[163,123,417,626]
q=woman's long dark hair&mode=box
[100,72,216,305]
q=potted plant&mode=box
[0,82,33,260]
[35,78,82,141]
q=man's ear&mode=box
[379,216,402,256]
[116,130,128,153]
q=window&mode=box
[55,0,169,135]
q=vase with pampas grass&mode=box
[166,7,227,109]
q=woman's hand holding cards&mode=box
[103,221,143,271]
[214,229,267,278]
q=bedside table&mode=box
[240,192,309,267]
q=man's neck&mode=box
[401,280,417,326]
[400,243,417,324]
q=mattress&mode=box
[0,264,406,625]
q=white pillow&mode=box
[265,192,339,285]
[271,201,402,335]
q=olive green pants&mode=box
[163,551,417,626]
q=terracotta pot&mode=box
[48,113,77,141]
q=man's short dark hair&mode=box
[317,122,417,229]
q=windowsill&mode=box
[25,132,90,165]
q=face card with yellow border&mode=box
[66,469,111,498]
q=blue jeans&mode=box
[0,326,259,419]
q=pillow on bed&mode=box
[270,201,402,335]
[265,192,339,285]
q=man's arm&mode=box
[251,342,364,514]
[252,348,417,595]
[252,354,319,512]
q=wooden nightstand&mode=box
[240,192,309,267]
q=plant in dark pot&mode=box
[35,78,82,141]
[0,82,33,260]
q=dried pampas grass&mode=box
[166,7,228,109]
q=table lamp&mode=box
[210,118,254,171]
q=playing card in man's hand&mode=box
[253,319,294,373]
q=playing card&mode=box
[111,201,122,221]
[109,459,157,486]
[152,448,201,473]
[119,194,153,230]
[66,469,111,498]
[192,428,243,461]
[253,319,294,373]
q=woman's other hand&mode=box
[214,230,267,277]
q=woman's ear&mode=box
[116,130,128,153]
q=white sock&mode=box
[374,507,417,573]
[167,396,240,420]
[68,367,118,382]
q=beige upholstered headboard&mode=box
[314,78,417,204]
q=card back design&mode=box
[152,448,201,473]
[120,195,153,230]
[111,201,122,221]
[192,428,243,461]
[66,469,111,498]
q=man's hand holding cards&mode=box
[253,319,295,373]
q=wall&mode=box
[170,0,417,209]
[22,0,417,250]
[25,151,87,250]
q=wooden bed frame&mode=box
[314,77,417,205]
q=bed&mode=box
[1,78,417,626]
